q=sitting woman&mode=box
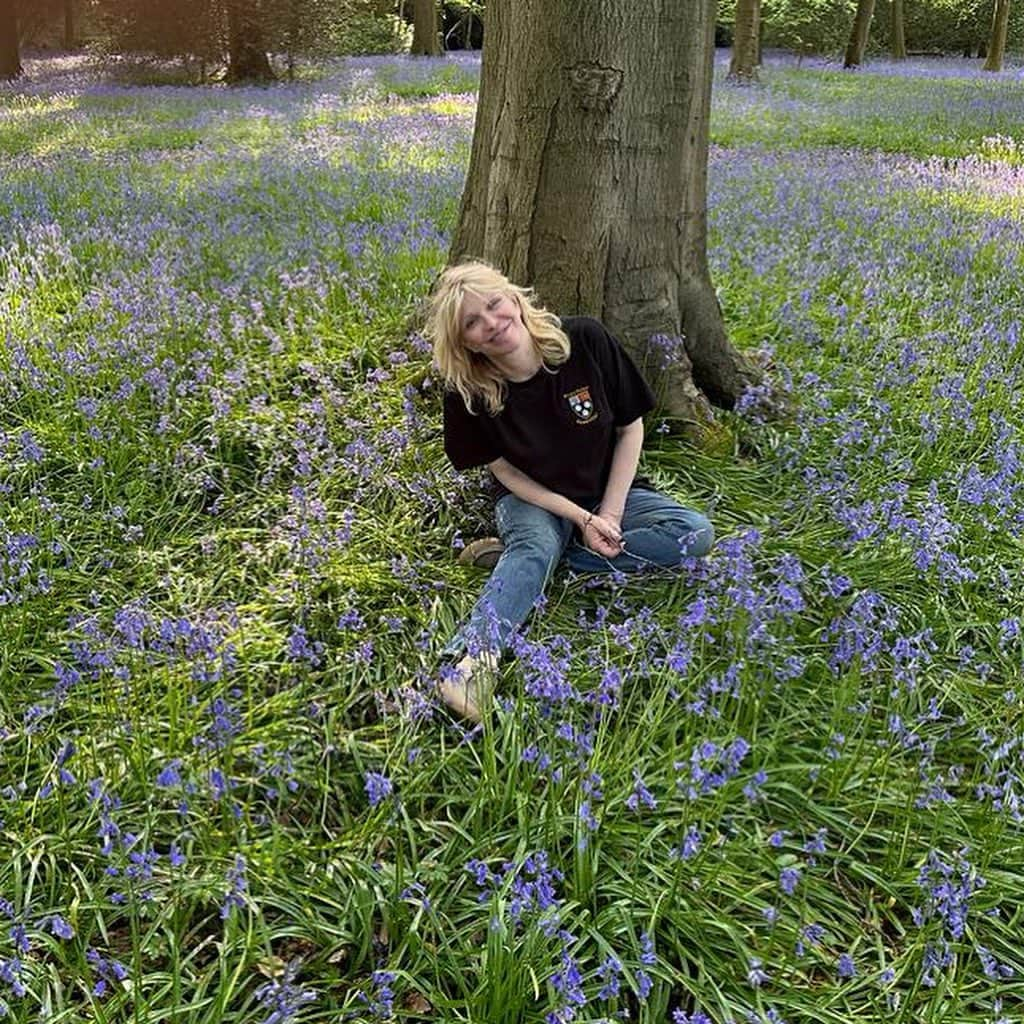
[426,261,714,721]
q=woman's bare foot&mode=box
[437,652,499,723]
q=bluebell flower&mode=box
[636,968,653,999]
[746,957,770,988]
[596,954,621,1000]
[86,948,128,998]
[47,915,75,940]
[156,760,183,787]
[673,1013,712,1024]
[626,770,657,812]
[220,854,248,920]
[778,866,801,895]
[254,959,317,1023]
[0,955,27,998]
[837,952,856,979]
[8,925,28,955]
[676,826,702,861]
[364,771,393,808]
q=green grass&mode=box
[0,52,1023,1024]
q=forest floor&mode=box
[1,50,1024,1024]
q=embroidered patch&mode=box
[565,386,596,423]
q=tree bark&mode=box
[728,0,761,83]
[411,0,441,56]
[450,0,760,427]
[64,0,75,49]
[844,0,876,68]
[225,0,274,83]
[983,0,1011,71]
[890,0,906,58]
[0,0,20,80]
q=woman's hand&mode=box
[581,512,623,558]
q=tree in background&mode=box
[441,0,482,49]
[90,0,383,81]
[225,0,274,80]
[93,0,223,75]
[728,0,762,80]
[0,0,19,78]
[411,0,440,54]
[983,0,1011,67]
[452,0,760,427]
[890,0,907,55]
[844,0,877,64]
[759,0,857,62]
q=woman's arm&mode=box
[597,418,644,526]
[488,457,623,556]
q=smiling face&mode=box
[459,290,530,359]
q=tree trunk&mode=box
[64,0,75,49]
[411,0,441,56]
[0,0,20,80]
[728,0,761,82]
[225,0,274,83]
[890,0,906,58]
[844,0,876,68]
[983,0,1011,71]
[450,0,760,426]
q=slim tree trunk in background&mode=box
[728,0,761,82]
[983,0,1011,70]
[451,0,760,424]
[890,0,906,58]
[225,0,274,82]
[64,0,75,49]
[411,0,441,55]
[844,0,876,67]
[0,0,20,80]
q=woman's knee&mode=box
[496,500,567,573]
[678,514,714,558]
[651,511,713,560]
[504,524,566,578]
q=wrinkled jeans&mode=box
[444,487,714,658]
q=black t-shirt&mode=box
[443,317,656,507]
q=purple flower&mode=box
[254,959,317,1023]
[676,826,702,861]
[220,854,248,920]
[364,771,393,808]
[156,760,183,787]
[8,922,29,955]
[596,954,622,1000]
[0,955,27,998]
[746,957,770,988]
[626,769,657,811]
[778,866,801,895]
[673,1013,712,1024]
[636,968,653,999]
[86,948,129,998]
[47,915,75,940]
[837,952,856,979]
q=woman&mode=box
[427,261,714,721]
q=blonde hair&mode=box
[426,260,570,415]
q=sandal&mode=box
[456,536,505,570]
[437,652,499,723]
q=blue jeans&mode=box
[444,487,714,658]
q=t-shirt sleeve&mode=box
[580,319,656,426]
[443,388,500,470]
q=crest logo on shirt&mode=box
[565,386,596,423]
